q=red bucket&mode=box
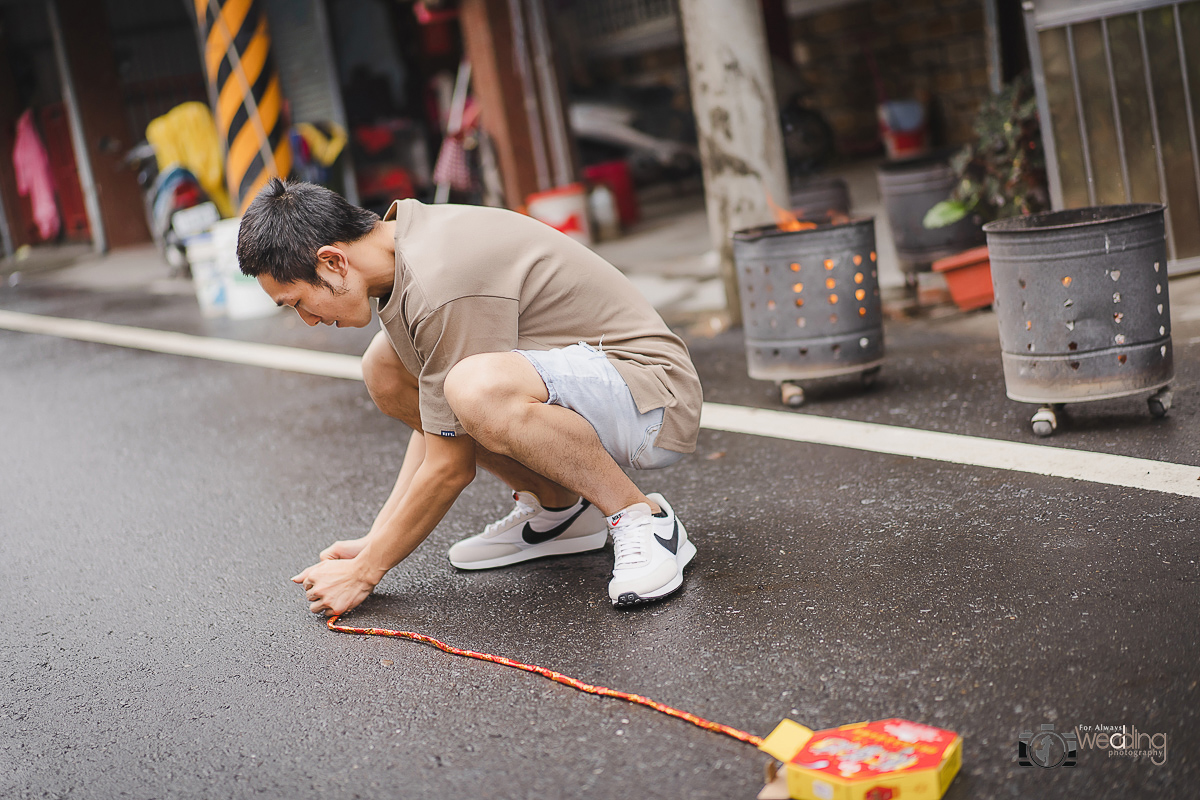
[583,160,640,227]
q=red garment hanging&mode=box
[12,110,61,241]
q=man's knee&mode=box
[362,332,418,422]
[444,354,506,418]
[445,353,545,439]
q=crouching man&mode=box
[236,179,703,615]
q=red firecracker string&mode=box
[327,615,764,747]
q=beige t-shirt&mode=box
[376,199,702,453]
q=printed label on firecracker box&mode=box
[789,719,957,781]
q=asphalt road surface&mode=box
[2,276,1198,799]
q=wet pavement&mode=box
[2,257,1199,800]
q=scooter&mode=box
[125,142,220,276]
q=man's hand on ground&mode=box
[290,433,474,617]
[291,558,380,616]
[320,537,368,561]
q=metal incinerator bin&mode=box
[732,217,884,406]
[983,204,1174,436]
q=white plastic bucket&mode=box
[210,218,279,320]
[185,234,227,318]
[526,183,593,245]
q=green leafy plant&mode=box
[924,74,1048,229]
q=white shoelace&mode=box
[611,520,651,569]
[483,498,538,537]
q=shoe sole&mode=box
[449,529,608,571]
[612,537,697,608]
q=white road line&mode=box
[3,309,1198,498]
[701,404,1200,498]
[0,309,362,380]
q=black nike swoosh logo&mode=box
[654,521,679,554]
[522,500,592,545]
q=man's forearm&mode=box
[355,444,474,579]
[367,429,427,537]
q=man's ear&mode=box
[315,244,349,279]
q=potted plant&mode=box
[924,74,1049,310]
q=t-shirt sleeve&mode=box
[413,295,520,437]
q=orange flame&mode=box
[765,190,818,232]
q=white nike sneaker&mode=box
[607,493,696,607]
[448,491,608,570]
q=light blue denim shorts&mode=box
[516,343,684,471]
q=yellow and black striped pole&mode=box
[194,0,291,214]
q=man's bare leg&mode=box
[442,352,654,517]
[361,332,582,508]
[443,351,697,607]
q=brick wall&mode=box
[787,0,990,154]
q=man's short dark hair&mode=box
[237,178,380,286]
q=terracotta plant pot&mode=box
[932,245,992,311]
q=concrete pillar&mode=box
[679,0,788,325]
[194,0,291,214]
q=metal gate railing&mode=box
[1025,0,1200,274]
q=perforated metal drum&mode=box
[984,204,1174,434]
[877,152,985,266]
[732,218,884,397]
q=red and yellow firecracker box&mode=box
[758,718,961,800]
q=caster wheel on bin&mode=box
[861,366,881,388]
[1031,406,1057,437]
[781,382,805,407]
[1148,387,1173,418]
